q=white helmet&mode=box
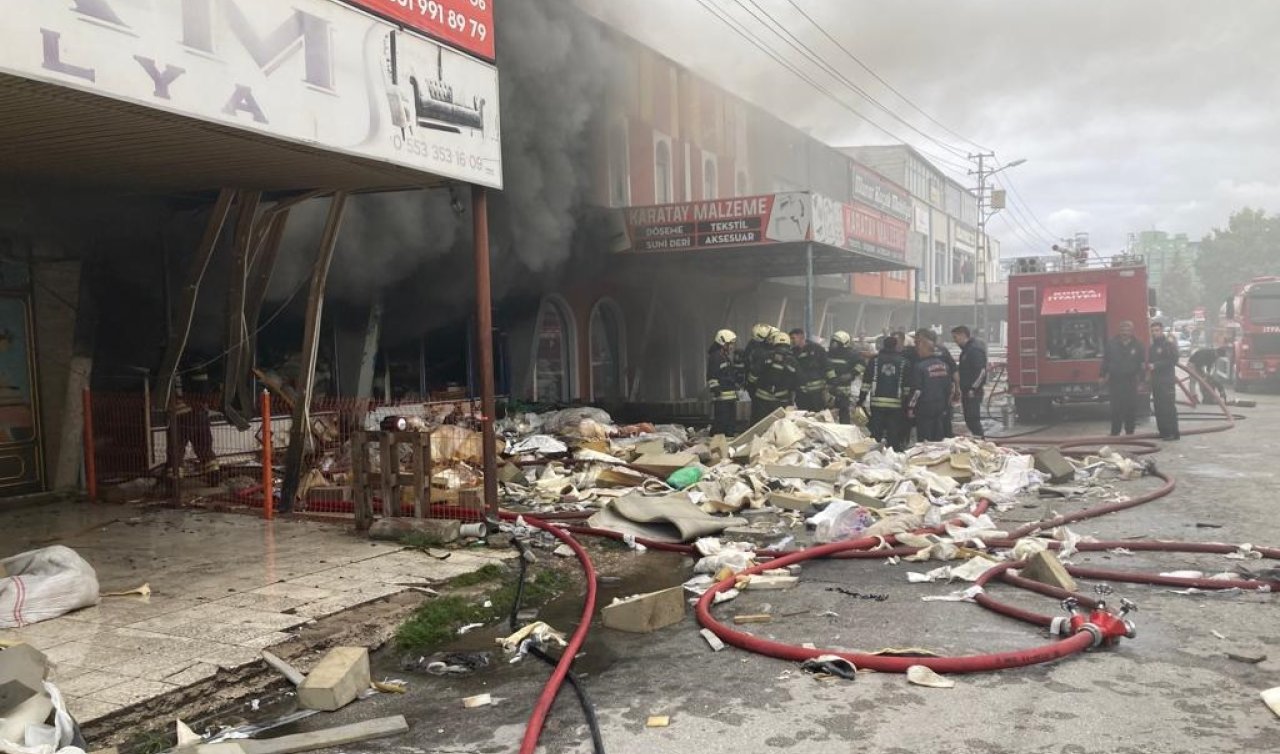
[769,331,791,346]
[832,331,852,347]
[715,329,737,346]
[752,323,772,341]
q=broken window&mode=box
[590,300,625,403]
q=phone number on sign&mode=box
[349,0,494,59]
[396,136,494,175]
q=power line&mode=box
[783,0,991,154]
[692,0,971,175]
[733,0,971,162]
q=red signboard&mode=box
[342,0,495,61]
[843,203,908,258]
[1041,285,1108,316]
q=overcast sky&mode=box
[576,0,1280,258]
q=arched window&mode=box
[589,299,626,402]
[533,297,575,403]
[703,156,718,199]
[655,139,672,203]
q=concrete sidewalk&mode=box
[0,502,505,724]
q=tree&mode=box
[1160,249,1201,318]
[1196,208,1280,312]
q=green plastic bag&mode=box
[666,466,704,490]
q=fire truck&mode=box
[1217,276,1280,391]
[1006,253,1153,420]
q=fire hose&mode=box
[508,361,1260,752]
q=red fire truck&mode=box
[1006,254,1153,420]
[1217,276,1280,391]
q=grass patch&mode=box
[395,567,571,651]
[122,730,171,754]
[448,563,506,587]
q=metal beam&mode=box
[279,192,349,513]
[155,189,237,410]
[472,186,499,522]
[222,190,262,430]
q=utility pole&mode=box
[969,154,1025,338]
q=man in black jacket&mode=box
[858,337,909,451]
[791,328,833,412]
[1100,320,1147,436]
[1188,346,1228,404]
[706,329,744,436]
[951,325,988,439]
[1148,321,1181,440]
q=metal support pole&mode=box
[472,185,499,525]
[804,242,815,336]
[973,153,986,334]
[913,268,921,332]
[261,389,273,520]
[81,388,96,502]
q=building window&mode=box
[655,137,673,204]
[533,297,575,403]
[934,241,947,288]
[703,155,718,199]
[589,299,626,402]
[608,120,630,207]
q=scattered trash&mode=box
[101,583,151,599]
[373,679,409,694]
[457,623,485,635]
[261,649,306,686]
[0,546,100,628]
[498,622,567,654]
[699,628,725,652]
[732,614,773,625]
[1261,687,1280,718]
[800,655,858,680]
[463,693,493,709]
[906,665,956,689]
[209,715,408,753]
[406,652,492,676]
[176,719,201,747]
[1227,652,1267,664]
[825,587,889,601]
[1211,630,1228,640]
[553,544,575,558]
[646,715,671,728]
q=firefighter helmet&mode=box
[769,331,790,346]
[752,323,773,341]
[715,329,737,346]
[832,331,852,346]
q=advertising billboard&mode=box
[341,0,496,62]
[0,0,503,188]
[624,194,811,253]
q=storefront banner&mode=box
[844,203,909,259]
[851,164,911,221]
[340,0,495,62]
[624,193,810,252]
[954,224,978,251]
[1,0,503,188]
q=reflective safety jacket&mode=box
[706,344,745,402]
[909,354,954,413]
[827,344,865,398]
[743,338,770,390]
[795,343,834,395]
[753,345,799,403]
[859,349,908,409]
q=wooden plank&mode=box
[380,433,395,518]
[411,434,427,519]
[763,464,842,483]
[352,431,371,531]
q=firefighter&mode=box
[789,328,832,412]
[951,325,988,439]
[1148,321,1181,441]
[165,359,220,487]
[743,323,775,418]
[1100,320,1147,436]
[751,330,798,420]
[827,330,865,424]
[1188,345,1229,404]
[906,329,958,438]
[706,329,743,436]
[857,336,909,451]
[907,336,954,443]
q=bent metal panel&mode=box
[0,0,503,189]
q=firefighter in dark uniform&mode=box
[790,328,833,412]
[951,325,988,439]
[1100,320,1147,436]
[1148,321,1181,441]
[907,337,954,443]
[706,329,744,436]
[827,331,865,424]
[743,323,776,423]
[166,359,221,487]
[905,329,958,438]
[857,336,909,451]
[1188,346,1228,404]
[752,330,798,419]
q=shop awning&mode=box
[1041,284,1108,316]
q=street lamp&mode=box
[970,154,1027,338]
